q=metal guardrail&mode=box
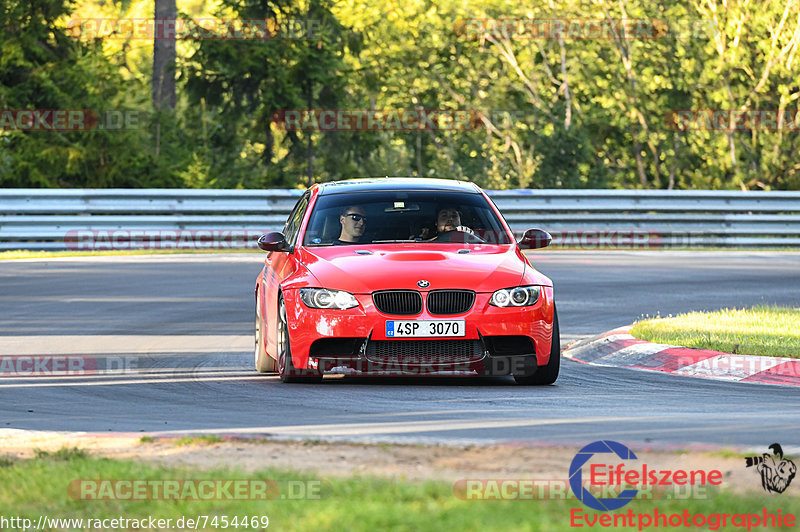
[1,189,799,250]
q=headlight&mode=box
[299,288,359,309]
[489,286,540,307]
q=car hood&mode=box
[298,245,547,293]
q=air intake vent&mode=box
[372,290,423,316]
[427,290,476,315]
[366,340,483,365]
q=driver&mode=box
[435,206,462,235]
[417,206,475,241]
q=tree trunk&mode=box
[153,0,177,111]
[416,130,423,176]
[306,134,313,187]
[305,83,313,187]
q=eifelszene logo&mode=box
[569,441,639,511]
[569,440,723,512]
[745,443,797,494]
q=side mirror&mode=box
[257,232,289,252]
[518,229,552,250]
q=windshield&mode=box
[302,191,513,246]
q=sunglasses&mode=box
[343,213,367,222]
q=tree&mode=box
[0,0,156,188]
[181,0,352,187]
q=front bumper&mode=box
[282,286,555,376]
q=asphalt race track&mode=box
[1,251,799,449]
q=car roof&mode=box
[316,177,481,195]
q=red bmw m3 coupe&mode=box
[254,178,558,384]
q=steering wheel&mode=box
[432,226,485,243]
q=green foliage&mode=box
[32,446,89,460]
[531,125,608,188]
[0,0,156,187]
[2,0,800,189]
[180,0,353,187]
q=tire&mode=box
[514,305,560,385]
[277,296,322,384]
[255,294,276,373]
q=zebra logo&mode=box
[745,443,797,494]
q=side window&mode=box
[282,192,310,247]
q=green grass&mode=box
[139,435,228,446]
[630,305,800,358]
[0,249,260,260]
[706,448,755,460]
[3,448,800,531]
[173,435,224,447]
[706,448,796,461]
[32,447,89,461]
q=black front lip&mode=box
[311,330,537,375]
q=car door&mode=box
[263,191,311,356]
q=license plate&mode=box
[385,320,465,338]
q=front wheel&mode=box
[277,296,322,384]
[514,306,560,385]
[255,294,276,373]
